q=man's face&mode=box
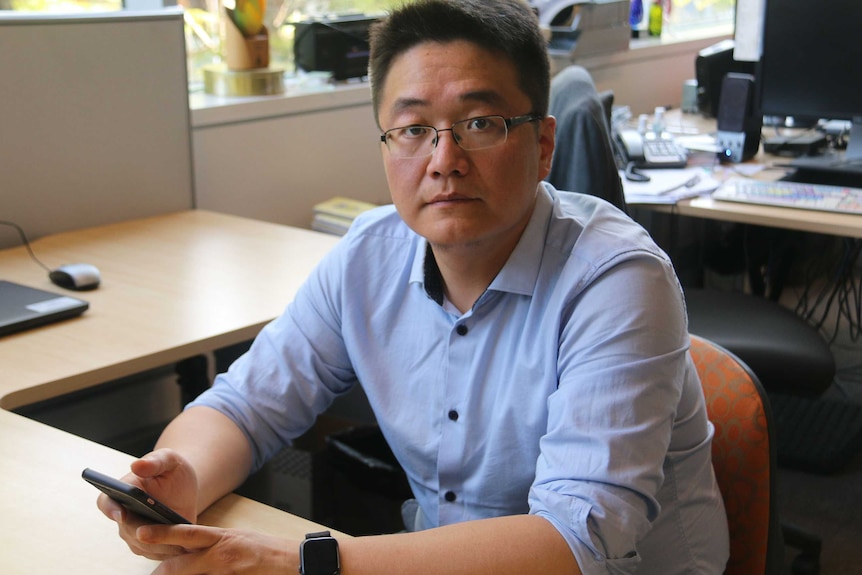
[377,40,556,252]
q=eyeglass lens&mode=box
[385,116,509,158]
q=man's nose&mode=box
[428,129,468,174]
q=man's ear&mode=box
[537,115,557,181]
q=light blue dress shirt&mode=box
[190,184,729,575]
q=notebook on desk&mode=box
[0,280,89,337]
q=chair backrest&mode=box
[546,65,627,213]
[689,334,783,575]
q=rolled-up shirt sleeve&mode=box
[187,239,359,472]
[528,250,692,575]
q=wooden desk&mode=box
[0,210,340,410]
[672,195,862,238]
[643,110,862,238]
[0,408,340,575]
[0,211,344,573]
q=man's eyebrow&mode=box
[459,89,505,106]
[389,90,506,115]
[390,97,428,115]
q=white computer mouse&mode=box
[49,262,101,291]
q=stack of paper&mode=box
[621,167,720,205]
[312,196,378,235]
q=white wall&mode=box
[192,86,390,230]
[578,35,728,115]
[190,34,729,229]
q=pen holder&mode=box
[224,8,269,70]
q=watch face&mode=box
[301,537,340,575]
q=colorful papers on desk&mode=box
[621,167,720,205]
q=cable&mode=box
[0,220,53,273]
[794,237,862,344]
[836,239,862,341]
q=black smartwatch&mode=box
[299,531,340,575]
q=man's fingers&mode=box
[137,523,224,550]
[130,448,179,478]
[96,492,125,522]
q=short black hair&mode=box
[368,0,550,125]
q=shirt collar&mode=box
[488,184,553,297]
[408,183,554,303]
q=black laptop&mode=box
[0,280,89,337]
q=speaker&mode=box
[695,40,755,117]
[716,72,762,163]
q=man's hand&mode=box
[138,525,296,575]
[96,448,199,560]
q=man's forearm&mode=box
[339,514,582,575]
[155,405,254,513]
[154,410,583,575]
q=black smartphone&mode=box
[82,467,191,525]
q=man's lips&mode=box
[426,193,475,205]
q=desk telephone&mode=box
[614,129,688,169]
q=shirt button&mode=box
[444,491,457,502]
[456,324,468,336]
[448,410,459,421]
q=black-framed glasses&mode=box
[380,113,544,158]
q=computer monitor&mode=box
[758,0,862,182]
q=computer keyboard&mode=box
[712,179,862,215]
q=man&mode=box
[97,1,729,573]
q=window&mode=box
[183,0,405,87]
[4,0,734,88]
[534,0,735,40]
[2,1,121,10]
[3,0,401,86]
[629,0,736,38]
[666,0,735,30]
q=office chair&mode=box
[689,334,784,575]
[547,65,627,213]
[685,289,834,397]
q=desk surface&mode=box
[675,195,862,238]
[0,210,340,410]
[643,110,862,239]
[0,408,339,575]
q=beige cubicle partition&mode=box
[0,9,194,248]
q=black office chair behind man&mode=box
[546,65,626,213]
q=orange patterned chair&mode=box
[690,335,785,575]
